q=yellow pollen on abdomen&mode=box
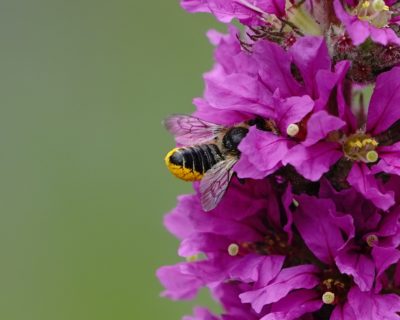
[164,148,204,182]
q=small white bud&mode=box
[322,291,336,305]
[286,123,300,137]
[186,255,198,262]
[366,150,379,163]
[366,234,379,247]
[228,243,240,256]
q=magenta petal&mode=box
[236,127,291,179]
[275,95,314,134]
[330,303,357,320]
[282,187,295,243]
[347,163,395,211]
[303,111,346,146]
[283,142,342,181]
[164,195,199,240]
[336,66,357,132]
[375,207,400,238]
[183,307,219,320]
[193,97,251,126]
[314,61,351,111]
[259,290,322,320]
[336,249,375,291]
[254,0,286,16]
[372,247,400,280]
[157,263,204,300]
[369,24,400,46]
[374,142,400,176]
[208,26,259,75]
[182,0,286,24]
[233,152,272,179]
[367,67,400,135]
[294,195,354,264]
[229,254,285,284]
[252,40,303,98]
[239,265,319,313]
[181,0,209,13]
[347,286,400,319]
[204,70,274,118]
[178,233,230,257]
[289,36,330,98]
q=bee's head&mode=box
[223,127,249,152]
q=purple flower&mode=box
[334,0,400,46]
[160,0,400,317]
[291,189,400,318]
[295,184,400,292]
[330,286,400,319]
[285,66,400,210]
[239,263,321,314]
[157,178,283,300]
[234,93,314,179]
[180,0,286,25]
[196,30,349,180]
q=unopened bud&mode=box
[366,234,379,247]
[186,255,199,262]
[228,243,240,256]
[322,291,336,305]
[286,124,300,137]
[366,150,379,163]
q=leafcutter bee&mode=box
[164,115,272,212]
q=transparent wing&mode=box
[200,158,237,212]
[163,114,223,145]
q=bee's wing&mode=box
[200,158,237,212]
[163,114,223,145]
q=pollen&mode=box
[343,133,379,163]
[228,243,240,256]
[286,123,300,137]
[322,291,336,305]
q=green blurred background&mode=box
[0,1,224,319]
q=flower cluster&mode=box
[159,0,400,319]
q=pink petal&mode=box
[303,110,346,146]
[347,163,395,211]
[283,142,342,181]
[367,67,400,135]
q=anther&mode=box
[362,1,370,8]
[366,150,379,163]
[366,234,379,247]
[292,199,299,207]
[286,124,300,137]
[228,243,240,256]
[322,291,336,305]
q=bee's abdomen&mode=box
[165,144,224,181]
